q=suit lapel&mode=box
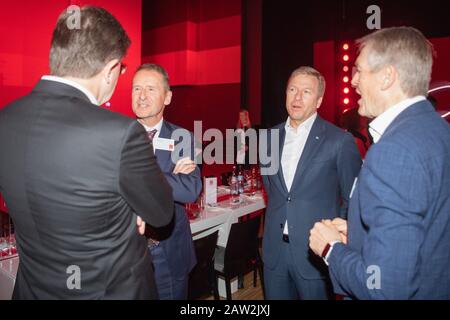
[277,126,289,194]
[290,116,326,189]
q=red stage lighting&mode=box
[343,87,350,94]
[343,76,349,83]
[343,43,349,50]
[343,98,350,105]
[343,54,349,62]
[343,66,349,72]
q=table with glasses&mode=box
[0,226,18,300]
[0,256,19,300]
[189,187,266,248]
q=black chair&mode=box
[214,214,264,300]
[188,230,220,300]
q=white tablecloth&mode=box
[0,256,18,300]
[189,190,266,247]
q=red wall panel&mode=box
[141,0,242,139]
[430,37,450,111]
[166,84,241,133]
[0,0,142,118]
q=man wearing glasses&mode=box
[0,6,173,299]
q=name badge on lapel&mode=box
[154,137,175,151]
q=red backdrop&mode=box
[0,0,142,118]
[141,0,242,134]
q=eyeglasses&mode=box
[113,61,127,76]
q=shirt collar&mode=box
[369,96,425,143]
[285,112,317,133]
[41,75,99,105]
[140,117,164,133]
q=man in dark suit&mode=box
[0,6,174,299]
[131,64,201,299]
[310,27,450,299]
[261,66,361,299]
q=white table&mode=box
[190,190,266,247]
[0,256,19,300]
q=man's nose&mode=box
[351,75,358,88]
[139,90,147,100]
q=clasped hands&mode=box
[309,217,348,257]
[136,157,196,235]
[172,156,196,175]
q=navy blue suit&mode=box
[147,120,201,299]
[262,115,361,299]
[328,100,450,299]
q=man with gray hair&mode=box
[262,66,361,299]
[131,63,201,299]
[0,6,173,299]
[310,26,450,299]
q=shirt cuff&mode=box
[323,241,341,266]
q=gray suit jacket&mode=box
[0,80,174,299]
[262,115,361,279]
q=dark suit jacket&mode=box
[328,100,450,299]
[148,120,201,279]
[262,115,361,279]
[0,80,174,299]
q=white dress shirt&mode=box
[369,96,425,143]
[140,118,163,153]
[41,75,99,105]
[281,112,317,235]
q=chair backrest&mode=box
[193,230,219,267]
[223,214,261,277]
[188,230,219,299]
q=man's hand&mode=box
[331,217,348,244]
[173,157,196,175]
[136,215,146,235]
[309,220,342,257]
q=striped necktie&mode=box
[147,129,157,142]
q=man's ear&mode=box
[164,90,173,106]
[316,96,323,109]
[380,65,396,90]
[102,59,120,84]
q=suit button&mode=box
[287,197,291,202]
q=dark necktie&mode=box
[146,128,160,248]
[147,129,157,142]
